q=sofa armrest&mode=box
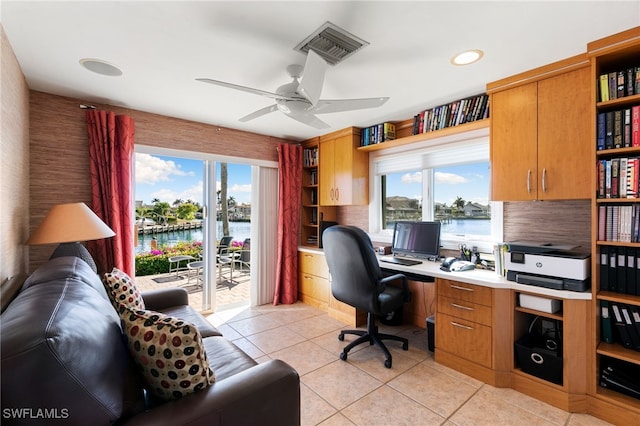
[141,287,189,311]
[123,359,300,426]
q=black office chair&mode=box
[322,225,410,368]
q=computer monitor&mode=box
[391,221,441,261]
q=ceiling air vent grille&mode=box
[294,22,369,66]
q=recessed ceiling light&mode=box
[79,58,123,76]
[451,49,484,66]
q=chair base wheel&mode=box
[339,352,348,361]
[402,342,409,350]
[384,359,392,368]
[338,333,345,341]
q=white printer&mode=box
[505,241,590,292]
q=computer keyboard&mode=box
[380,257,422,266]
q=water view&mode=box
[136,221,251,254]
[440,218,490,235]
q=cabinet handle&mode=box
[542,168,547,193]
[450,321,473,330]
[303,275,313,280]
[304,254,313,258]
[335,188,339,201]
[450,284,474,292]
[527,169,532,193]
[329,188,334,201]
[451,303,474,311]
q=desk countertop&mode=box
[298,246,592,301]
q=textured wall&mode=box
[28,91,294,272]
[0,26,30,283]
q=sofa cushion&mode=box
[104,267,145,310]
[118,305,215,400]
[203,336,258,381]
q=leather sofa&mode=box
[1,256,300,425]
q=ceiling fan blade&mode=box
[313,97,390,114]
[196,78,298,101]
[297,50,327,106]
[238,104,278,122]
[287,113,331,129]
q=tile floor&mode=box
[204,302,613,426]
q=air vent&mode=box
[294,22,369,66]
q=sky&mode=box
[385,162,490,207]
[135,153,252,206]
[135,153,489,208]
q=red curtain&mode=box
[85,110,135,276]
[273,143,302,305]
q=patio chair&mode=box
[235,238,250,272]
[217,236,235,283]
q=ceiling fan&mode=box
[196,50,389,129]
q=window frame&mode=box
[367,127,502,254]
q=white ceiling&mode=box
[2,1,639,141]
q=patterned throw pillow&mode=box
[117,304,215,400]
[103,267,145,310]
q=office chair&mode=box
[322,225,410,368]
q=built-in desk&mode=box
[299,246,593,412]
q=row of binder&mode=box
[600,301,640,352]
[599,246,640,295]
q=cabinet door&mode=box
[319,138,336,205]
[537,67,591,200]
[490,82,538,201]
[333,135,353,205]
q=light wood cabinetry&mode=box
[435,279,511,387]
[512,291,590,412]
[488,56,591,201]
[587,27,640,425]
[319,127,368,206]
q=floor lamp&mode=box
[26,202,115,273]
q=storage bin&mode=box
[519,293,561,314]
[515,334,563,385]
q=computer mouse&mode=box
[450,261,475,272]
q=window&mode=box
[369,128,502,253]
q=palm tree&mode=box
[220,162,230,236]
[453,196,465,210]
[173,198,184,206]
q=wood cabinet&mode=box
[489,56,591,201]
[319,127,368,206]
[434,278,511,387]
[587,27,640,425]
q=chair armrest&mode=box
[141,287,189,311]
[122,360,300,426]
[381,273,410,302]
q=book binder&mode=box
[600,300,614,344]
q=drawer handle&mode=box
[304,275,314,280]
[450,321,473,330]
[451,303,474,311]
[450,284,474,292]
[304,254,313,258]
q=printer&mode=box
[505,241,590,292]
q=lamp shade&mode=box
[26,202,115,245]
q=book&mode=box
[605,111,614,149]
[600,246,610,291]
[627,67,636,96]
[599,74,609,102]
[614,110,623,148]
[600,300,614,343]
[611,303,632,348]
[617,71,626,98]
[597,112,606,150]
[624,108,632,148]
[609,72,617,101]
[620,305,640,350]
[632,105,640,147]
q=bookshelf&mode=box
[301,139,336,248]
[589,26,640,423]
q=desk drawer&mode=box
[436,313,492,368]
[298,251,329,279]
[437,279,492,307]
[298,273,329,303]
[437,295,492,326]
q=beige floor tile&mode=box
[227,336,265,359]
[302,360,383,410]
[477,385,570,425]
[301,383,339,426]
[311,330,368,358]
[286,314,347,339]
[342,385,445,426]
[317,413,356,426]
[345,342,420,383]
[244,326,307,354]
[271,340,337,376]
[567,413,614,426]
[449,385,557,426]
[226,311,285,336]
[388,360,480,418]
